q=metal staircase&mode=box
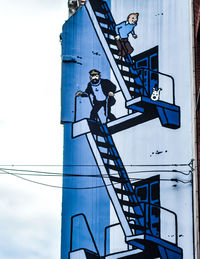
[71,118,183,258]
[85,0,181,129]
[88,120,148,238]
[86,0,143,101]
[68,1,183,257]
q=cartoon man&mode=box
[76,69,116,121]
[115,13,139,57]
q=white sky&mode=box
[0,0,67,258]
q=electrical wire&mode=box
[0,168,192,191]
[0,167,192,177]
[0,162,193,167]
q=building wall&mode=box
[61,0,197,258]
[60,5,111,258]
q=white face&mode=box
[128,15,138,25]
[90,74,100,81]
[90,74,100,84]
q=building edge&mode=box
[194,0,200,258]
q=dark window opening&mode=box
[150,55,158,70]
[136,187,148,201]
[137,59,148,68]
[151,207,160,218]
[151,183,159,201]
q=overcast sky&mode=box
[0,0,67,258]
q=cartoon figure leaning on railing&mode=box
[115,13,139,57]
[76,69,116,121]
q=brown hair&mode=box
[127,13,139,20]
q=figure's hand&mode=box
[76,91,83,97]
[108,92,114,97]
[115,35,120,40]
[132,34,137,39]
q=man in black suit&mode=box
[76,69,116,121]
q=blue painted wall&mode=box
[61,3,111,258]
[60,0,195,258]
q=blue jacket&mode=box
[115,22,136,39]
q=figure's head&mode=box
[89,69,101,84]
[127,13,139,25]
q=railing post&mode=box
[104,223,121,256]
[70,213,100,256]
[138,67,176,105]
[74,96,78,122]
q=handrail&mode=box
[70,213,100,256]
[74,94,110,123]
[74,95,94,122]
[90,1,175,105]
[104,222,121,256]
[96,2,148,97]
[104,201,178,255]
[137,202,178,245]
[137,67,176,105]
[74,95,78,122]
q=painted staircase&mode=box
[85,0,180,129]
[69,1,183,257]
[71,119,183,259]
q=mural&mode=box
[61,0,194,258]
[76,69,116,121]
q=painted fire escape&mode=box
[69,0,182,258]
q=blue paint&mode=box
[61,124,110,258]
[61,4,111,258]
[60,0,184,257]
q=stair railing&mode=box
[133,202,178,245]
[137,67,176,105]
[104,222,134,256]
[74,95,114,123]
[89,0,147,94]
[70,213,100,256]
[74,95,78,122]
[74,95,96,122]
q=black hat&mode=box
[89,69,101,76]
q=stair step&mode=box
[119,199,141,207]
[119,199,133,206]
[93,3,107,14]
[88,121,105,136]
[125,80,143,89]
[115,59,132,67]
[129,224,146,231]
[106,38,117,46]
[124,211,143,219]
[110,48,119,55]
[96,16,110,25]
[101,27,115,36]
[96,141,111,148]
[121,70,138,78]
[110,176,127,183]
[100,152,117,160]
[115,188,134,196]
[105,164,121,171]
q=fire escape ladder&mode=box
[86,0,146,101]
[87,120,153,244]
[85,0,181,130]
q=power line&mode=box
[0,162,193,167]
[0,167,192,177]
[0,169,192,191]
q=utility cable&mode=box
[0,167,192,177]
[0,169,192,191]
[0,162,193,167]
